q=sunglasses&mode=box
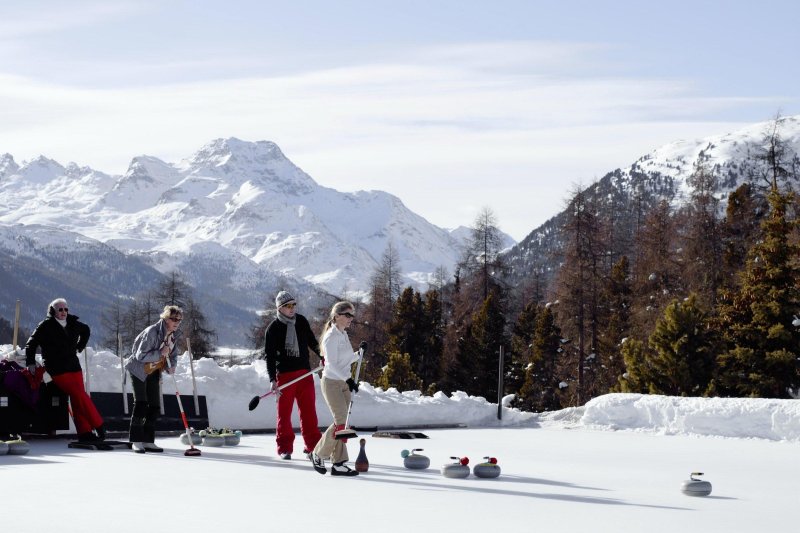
[282,303,297,309]
[56,307,69,312]
[338,312,355,319]
[169,317,182,323]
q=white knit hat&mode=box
[275,291,296,309]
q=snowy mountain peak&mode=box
[183,137,286,173]
[124,155,179,183]
[17,155,65,184]
[181,137,316,194]
[0,153,19,178]
[188,137,286,166]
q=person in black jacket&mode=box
[24,298,105,442]
[263,291,322,460]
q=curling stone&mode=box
[473,456,501,478]
[180,430,202,445]
[222,429,241,446]
[441,456,470,478]
[681,472,712,496]
[6,438,30,455]
[200,428,225,447]
[401,448,430,470]
[0,441,8,455]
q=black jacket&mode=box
[264,314,319,381]
[25,314,91,376]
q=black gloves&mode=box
[359,340,368,353]
[346,378,359,393]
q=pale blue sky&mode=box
[1,0,797,239]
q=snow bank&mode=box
[580,393,800,442]
[2,346,536,430]
[6,345,800,441]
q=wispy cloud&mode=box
[0,1,145,38]
[0,40,785,238]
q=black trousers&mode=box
[128,372,161,443]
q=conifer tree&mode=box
[721,183,766,289]
[461,207,506,302]
[438,322,481,395]
[440,209,508,396]
[714,186,800,397]
[0,315,17,345]
[376,351,423,392]
[509,301,538,396]
[598,256,632,390]
[362,242,403,375]
[617,337,651,393]
[419,289,445,389]
[630,200,685,338]
[99,298,125,352]
[156,271,216,357]
[647,294,714,395]
[182,296,216,358]
[683,160,724,309]
[554,186,607,404]
[518,305,562,411]
[468,293,509,400]
[387,287,424,358]
[750,114,797,191]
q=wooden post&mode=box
[118,333,129,415]
[83,349,91,392]
[12,299,20,353]
[186,338,200,415]
[497,345,504,420]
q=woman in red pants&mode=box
[24,298,105,443]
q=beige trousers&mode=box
[313,377,352,464]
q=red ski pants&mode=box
[51,371,104,434]
[275,369,321,455]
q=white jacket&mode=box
[321,326,360,381]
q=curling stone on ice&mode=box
[473,456,501,478]
[401,448,430,470]
[441,456,470,478]
[5,436,30,455]
[179,428,202,446]
[221,429,242,446]
[681,472,712,496]
[200,427,225,447]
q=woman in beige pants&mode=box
[309,301,364,477]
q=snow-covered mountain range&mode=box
[3,116,797,345]
[1,139,501,343]
[504,115,800,288]
[0,138,465,294]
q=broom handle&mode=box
[341,347,365,431]
[165,357,194,444]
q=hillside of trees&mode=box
[338,117,800,409]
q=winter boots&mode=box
[310,452,327,475]
[331,462,359,477]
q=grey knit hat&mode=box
[275,291,296,309]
